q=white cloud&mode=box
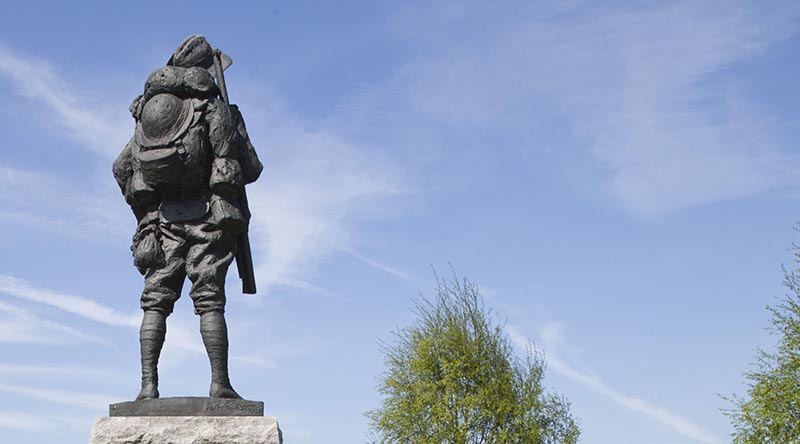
[0,40,410,296]
[538,320,567,349]
[0,274,268,364]
[0,274,211,355]
[507,323,717,444]
[231,354,275,368]
[0,274,139,328]
[0,302,110,346]
[241,114,406,294]
[0,411,82,431]
[0,44,130,157]
[159,314,206,356]
[0,363,116,378]
[0,45,134,240]
[0,383,117,410]
[382,1,800,215]
[342,248,419,283]
[0,162,131,242]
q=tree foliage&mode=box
[726,246,800,443]
[367,275,580,444]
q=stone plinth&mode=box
[89,416,283,444]
[92,397,281,443]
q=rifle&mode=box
[213,49,257,295]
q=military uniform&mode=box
[113,35,261,400]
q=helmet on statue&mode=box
[168,34,232,71]
[138,93,193,148]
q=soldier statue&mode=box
[112,35,262,400]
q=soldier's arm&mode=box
[229,104,263,185]
[206,99,245,194]
[112,137,134,196]
[112,136,158,223]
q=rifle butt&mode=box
[236,231,257,294]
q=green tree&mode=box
[367,274,580,444]
[726,247,800,443]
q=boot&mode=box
[200,311,242,399]
[136,310,166,400]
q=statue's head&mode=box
[168,35,233,72]
[169,35,214,69]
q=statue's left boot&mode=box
[136,310,166,400]
[200,311,243,399]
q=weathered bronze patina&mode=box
[113,35,262,401]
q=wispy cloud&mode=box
[0,301,110,346]
[507,323,717,444]
[0,383,117,410]
[0,274,267,362]
[0,274,208,353]
[0,164,130,240]
[0,411,86,431]
[0,40,410,296]
[0,363,117,378]
[380,0,800,215]
[231,354,275,368]
[0,412,53,431]
[0,44,133,240]
[0,43,130,157]
[236,100,407,295]
[0,274,139,327]
[342,247,419,283]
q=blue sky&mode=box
[1,1,799,443]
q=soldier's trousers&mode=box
[140,221,236,315]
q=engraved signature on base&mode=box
[206,401,259,414]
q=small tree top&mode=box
[367,274,580,444]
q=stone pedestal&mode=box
[90,416,282,444]
[90,398,282,444]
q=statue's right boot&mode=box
[200,311,242,399]
[136,310,166,400]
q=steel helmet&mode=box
[169,35,214,69]
[138,93,193,148]
[168,34,232,71]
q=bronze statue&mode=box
[113,35,262,400]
